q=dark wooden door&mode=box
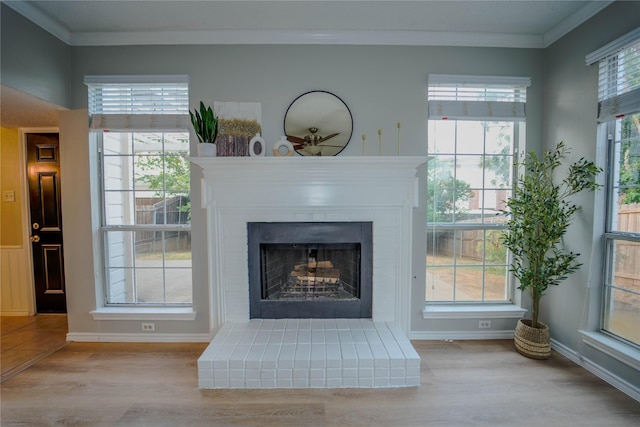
[27,133,67,313]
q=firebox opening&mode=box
[260,243,361,301]
[248,222,372,319]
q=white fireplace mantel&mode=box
[191,156,428,334]
[192,157,427,210]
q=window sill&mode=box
[423,303,527,319]
[579,330,640,371]
[90,307,196,321]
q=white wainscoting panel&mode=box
[1,246,33,315]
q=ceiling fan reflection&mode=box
[286,127,343,156]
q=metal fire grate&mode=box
[271,260,357,300]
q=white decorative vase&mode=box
[272,135,294,157]
[197,143,217,157]
[249,133,266,157]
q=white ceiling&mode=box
[6,0,614,48]
[1,0,617,128]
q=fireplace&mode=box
[191,157,427,389]
[248,222,372,319]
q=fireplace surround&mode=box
[191,156,427,388]
[248,221,373,319]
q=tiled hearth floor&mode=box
[198,318,420,389]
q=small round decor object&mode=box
[249,133,265,157]
[272,136,294,157]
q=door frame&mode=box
[20,127,60,315]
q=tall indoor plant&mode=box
[502,142,601,359]
[190,101,218,156]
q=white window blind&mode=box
[428,74,530,121]
[586,27,640,122]
[84,75,190,131]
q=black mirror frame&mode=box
[283,90,353,157]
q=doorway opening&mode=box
[26,133,66,313]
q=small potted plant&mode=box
[502,142,601,359]
[190,101,218,156]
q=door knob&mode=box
[33,222,40,230]
[30,235,40,243]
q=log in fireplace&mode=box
[248,222,372,319]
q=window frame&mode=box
[426,120,522,304]
[425,75,530,307]
[600,115,640,348]
[85,76,193,309]
[580,27,640,360]
[97,131,192,307]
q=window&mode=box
[426,75,530,303]
[86,76,192,306]
[588,30,640,346]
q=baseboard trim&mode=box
[409,330,515,340]
[67,332,211,343]
[0,310,33,316]
[551,338,640,403]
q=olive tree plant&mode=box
[502,142,601,329]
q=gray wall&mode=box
[542,1,640,388]
[69,44,544,156]
[1,4,71,107]
[65,43,544,337]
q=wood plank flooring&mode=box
[1,315,639,426]
[1,314,69,383]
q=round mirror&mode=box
[284,91,353,156]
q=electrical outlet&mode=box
[478,320,491,329]
[141,322,155,332]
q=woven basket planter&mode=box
[514,319,551,360]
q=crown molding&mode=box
[6,0,613,49]
[543,1,614,47]
[69,29,545,48]
[4,0,71,44]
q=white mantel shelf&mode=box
[191,156,429,209]
[190,156,428,180]
[191,156,427,166]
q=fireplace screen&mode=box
[248,222,372,319]
[261,243,360,301]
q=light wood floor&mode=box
[1,314,69,383]
[1,316,639,426]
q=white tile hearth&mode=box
[198,319,420,389]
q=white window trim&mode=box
[422,303,526,320]
[84,75,189,85]
[583,29,640,358]
[87,75,193,309]
[585,27,640,65]
[98,132,192,307]
[428,74,531,87]
[426,76,527,305]
[579,330,640,371]
[90,306,196,321]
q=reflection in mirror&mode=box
[284,91,353,156]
